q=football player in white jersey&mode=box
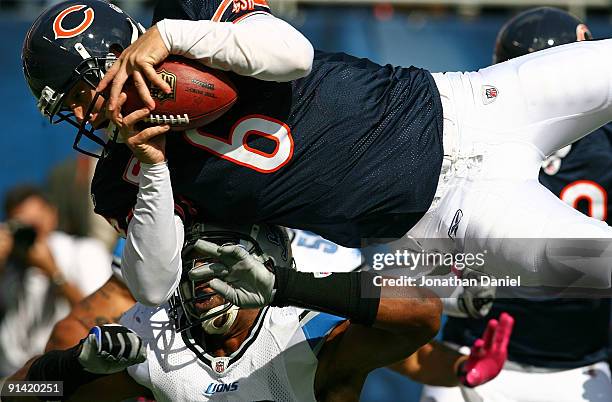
[9,223,513,401]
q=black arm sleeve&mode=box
[27,345,103,401]
[271,270,381,326]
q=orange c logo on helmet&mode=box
[576,24,592,42]
[53,5,95,40]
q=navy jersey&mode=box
[91,2,443,247]
[443,125,612,369]
[152,0,272,24]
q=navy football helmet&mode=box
[168,222,294,334]
[494,7,592,64]
[22,0,143,157]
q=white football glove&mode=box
[189,240,276,308]
[77,324,146,374]
[444,269,496,319]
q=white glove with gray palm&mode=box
[189,240,276,308]
[78,324,146,374]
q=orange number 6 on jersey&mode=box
[184,115,294,173]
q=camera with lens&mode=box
[6,220,37,255]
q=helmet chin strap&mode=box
[201,305,240,335]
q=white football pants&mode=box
[411,39,612,288]
[420,361,612,402]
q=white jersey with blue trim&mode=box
[119,303,345,401]
[110,237,126,285]
[290,229,364,273]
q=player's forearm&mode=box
[375,287,442,339]
[6,356,37,382]
[389,341,465,387]
[46,277,136,351]
[272,271,441,339]
[67,372,153,402]
[45,315,90,352]
[24,324,145,401]
[123,162,183,306]
[156,14,313,81]
[24,347,103,400]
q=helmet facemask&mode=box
[168,229,279,335]
[40,51,118,158]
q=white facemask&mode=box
[200,304,240,335]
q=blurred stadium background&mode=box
[1,1,612,401]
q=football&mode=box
[122,57,238,130]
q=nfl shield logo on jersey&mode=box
[482,85,499,105]
[212,357,230,374]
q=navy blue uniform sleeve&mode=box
[91,146,138,237]
[153,0,271,24]
[91,145,199,237]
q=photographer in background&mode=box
[0,185,111,377]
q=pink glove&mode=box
[458,312,514,387]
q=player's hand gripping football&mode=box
[457,312,514,387]
[97,26,171,121]
[190,240,276,308]
[77,324,146,374]
[114,97,170,165]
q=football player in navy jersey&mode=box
[421,8,612,402]
[21,0,612,307]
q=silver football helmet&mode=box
[168,222,294,334]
